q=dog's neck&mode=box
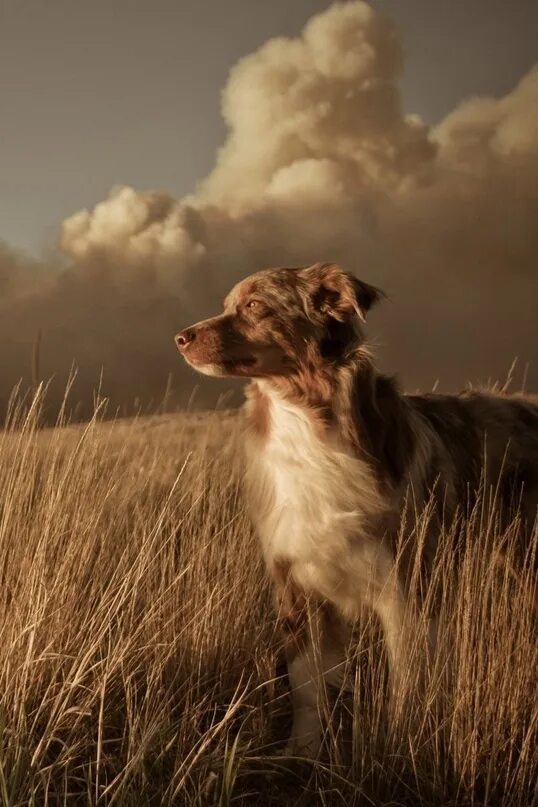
[245,345,415,489]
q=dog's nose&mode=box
[175,328,196,351]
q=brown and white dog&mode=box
[175,262,538,757]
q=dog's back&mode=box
[407,391,538,529]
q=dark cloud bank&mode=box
[1,2,537,420]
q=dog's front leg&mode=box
[279,598,351,759]
[284,634,324,759]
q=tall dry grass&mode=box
[0,388,536,805]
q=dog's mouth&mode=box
[214,356,260,378]
[182,351,259,377]
[222,357,257,371]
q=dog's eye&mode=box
[246,300,260,310]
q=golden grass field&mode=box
[0,389,536,806]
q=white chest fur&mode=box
[245,386,386,612]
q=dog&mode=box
[175,262,538,757]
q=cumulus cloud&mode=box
[200,2,435,204]
[1,2,537,418]
[61,187,207,276]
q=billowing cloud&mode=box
[1,2,537,419]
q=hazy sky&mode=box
[0,0,537,414]
[2,0,537,255]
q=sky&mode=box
[2,0,537,254]
[0,1,537,416]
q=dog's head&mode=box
[175,263,382,378]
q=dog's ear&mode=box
[300,263,383,323]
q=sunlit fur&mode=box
[177,262,538,758]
